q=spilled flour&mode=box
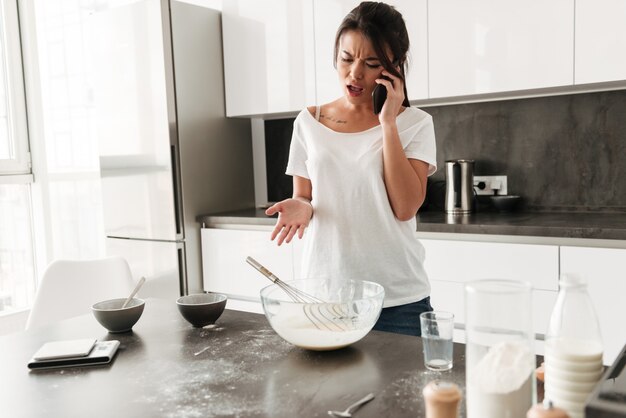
[131,327,295,417]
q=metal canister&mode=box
[423,380,462,418]
[444,159,475,213]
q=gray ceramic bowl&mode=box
[490,195,522,212]
[92,298,145,333]
[177,293,227,328]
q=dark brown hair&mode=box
[333,1,411,107]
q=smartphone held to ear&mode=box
[372,76,392,114]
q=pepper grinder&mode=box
[423,381,461,418]
[527,400,570,418]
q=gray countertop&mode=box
[198,208,626,241]
[1,298,475,418]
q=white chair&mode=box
[26,256,136,330]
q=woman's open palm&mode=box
[265,198,313,245]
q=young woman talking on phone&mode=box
[265,1,437,336]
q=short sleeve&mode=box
[285,110,310,179]
[403,112,437,176]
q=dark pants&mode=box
[372,297,434,337]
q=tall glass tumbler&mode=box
[465,279,535,418]
[420,311,455,371]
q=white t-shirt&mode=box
[286,106,437,307]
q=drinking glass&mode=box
[420,311,455,371]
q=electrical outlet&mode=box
[473,175,508,195]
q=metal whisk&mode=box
[246,256,324,303]
[245,256,352,332]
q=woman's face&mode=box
[337,30,391,106]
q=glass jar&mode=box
[544,274,603,418]
[465,279,535,418]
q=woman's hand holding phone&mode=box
[373,70,404,122]
[372,78,390,115]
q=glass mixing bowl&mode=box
[260,279,384,351]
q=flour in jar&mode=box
[467,341,534,418]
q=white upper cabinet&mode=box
[221,0,626,116]
[575,0,626,84]
[222,0,316,116]
[313,0,428,105]
[428,0,574,98]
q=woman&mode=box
[265,1,437,336]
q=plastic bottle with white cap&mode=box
[544,273,603,418]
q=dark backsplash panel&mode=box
[265,90,626,212]
[265,118,295,202]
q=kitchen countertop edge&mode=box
[197,208,626,243]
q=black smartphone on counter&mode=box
[372,76,392,114]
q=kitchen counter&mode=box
[416,211,626,240]
[198,208,626,241]
[1,298,477,417]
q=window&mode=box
[0,0,29,174]
[26,0,108,261]
[0,181,35,312]
[0,0,35,316]
[2,0,227,323]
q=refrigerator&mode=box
[92,0,254,299]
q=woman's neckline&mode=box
[306,106,408,135]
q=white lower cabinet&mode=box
[429,280,557,351]
[202,227,624,361]
[560,246,626,365]
[421,238,560,352]
[420,239,559,290]
[201,228,293,313]
[429,280,466,344]
[291,232,307,280]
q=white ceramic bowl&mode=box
[544,374,600,393]
[544,354,603,373]
[260,279,384,351]
[545,384,593,403]
[545,364,604,383]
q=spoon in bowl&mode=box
[122,276,146,308]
